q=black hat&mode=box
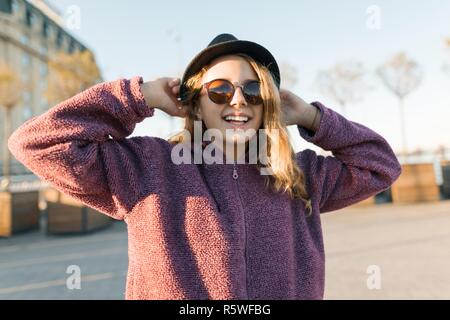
[179,33,281,104]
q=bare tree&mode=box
[443,38,450,77]
[377,52,423,159]
[0,63,24,191]
[316,60,368,117]
[436,144,447,160]
[166,28,184,134]
[279,61,299,90]
[45,50,102,105]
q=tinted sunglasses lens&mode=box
[244,81,262,105]
[207,80,233,104]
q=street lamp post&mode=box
[166,28,183,134]
[1,107,12,191]
[0,64,23,192]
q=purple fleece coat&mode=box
[8,76,401,300]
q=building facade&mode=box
[0,0,93,177]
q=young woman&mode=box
[8,33,401,300]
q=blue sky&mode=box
[48,0,450,155]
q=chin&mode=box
[225,131,256,145]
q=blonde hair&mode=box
[168,53,312,216]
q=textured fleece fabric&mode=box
[8,76,402,300]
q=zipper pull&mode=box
[233,163,239,180]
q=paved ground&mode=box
[0,220,128,300]
[322,200,450,299]
[0,200,449,300]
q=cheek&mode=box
[199,103,222,128]
[253,107,264,128]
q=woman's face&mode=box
[196,55,264,145]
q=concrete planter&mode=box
[350,195,376,207]
[43,188,113,234]
[0,190,40,237]
[391,163,440,203]
[350,186,394,208]
[441,160,450,199]
[375,187,393,204]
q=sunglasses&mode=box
[200,79,263,105]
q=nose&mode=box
[229,86,247,108]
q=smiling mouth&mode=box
[222,115,251,125]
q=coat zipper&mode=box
[232,162,239,180]
[233,162,249,298]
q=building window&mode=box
[39,80,47,92]
[22,92,32,120]
[22,53,31,67]
[68,39,75,53]
[11,0,18,13]
[22,105,33,121]
[43,19,49,38]
[39,63,48,77]
[40,96,48,109]
[0,0,12,14]
[22,91,31,103]
[20,34,29,45]
[46,22,54,40]
[22,70,30,83]
[25,7,36,28]
[56,30,63,48]
[39,45,47,55]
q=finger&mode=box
[279,88,290,97]
[169,78,180,86]
[172,85,180,94]
[280,92,290,100]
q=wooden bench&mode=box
[441,160,450,199]
[391,163,440,203]
[0,191,40,237]
[43,188,113,234]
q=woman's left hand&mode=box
[280,89,322,131]
[279,88,309,126]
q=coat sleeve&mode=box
[296,101,402,213]
[8,76,166,220]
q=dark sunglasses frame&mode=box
[201,79,263,105]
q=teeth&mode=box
[224,115,249,122]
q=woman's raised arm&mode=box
[296,101,402,213]
[8,76,184,220]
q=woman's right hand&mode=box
[140,77,188,118]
